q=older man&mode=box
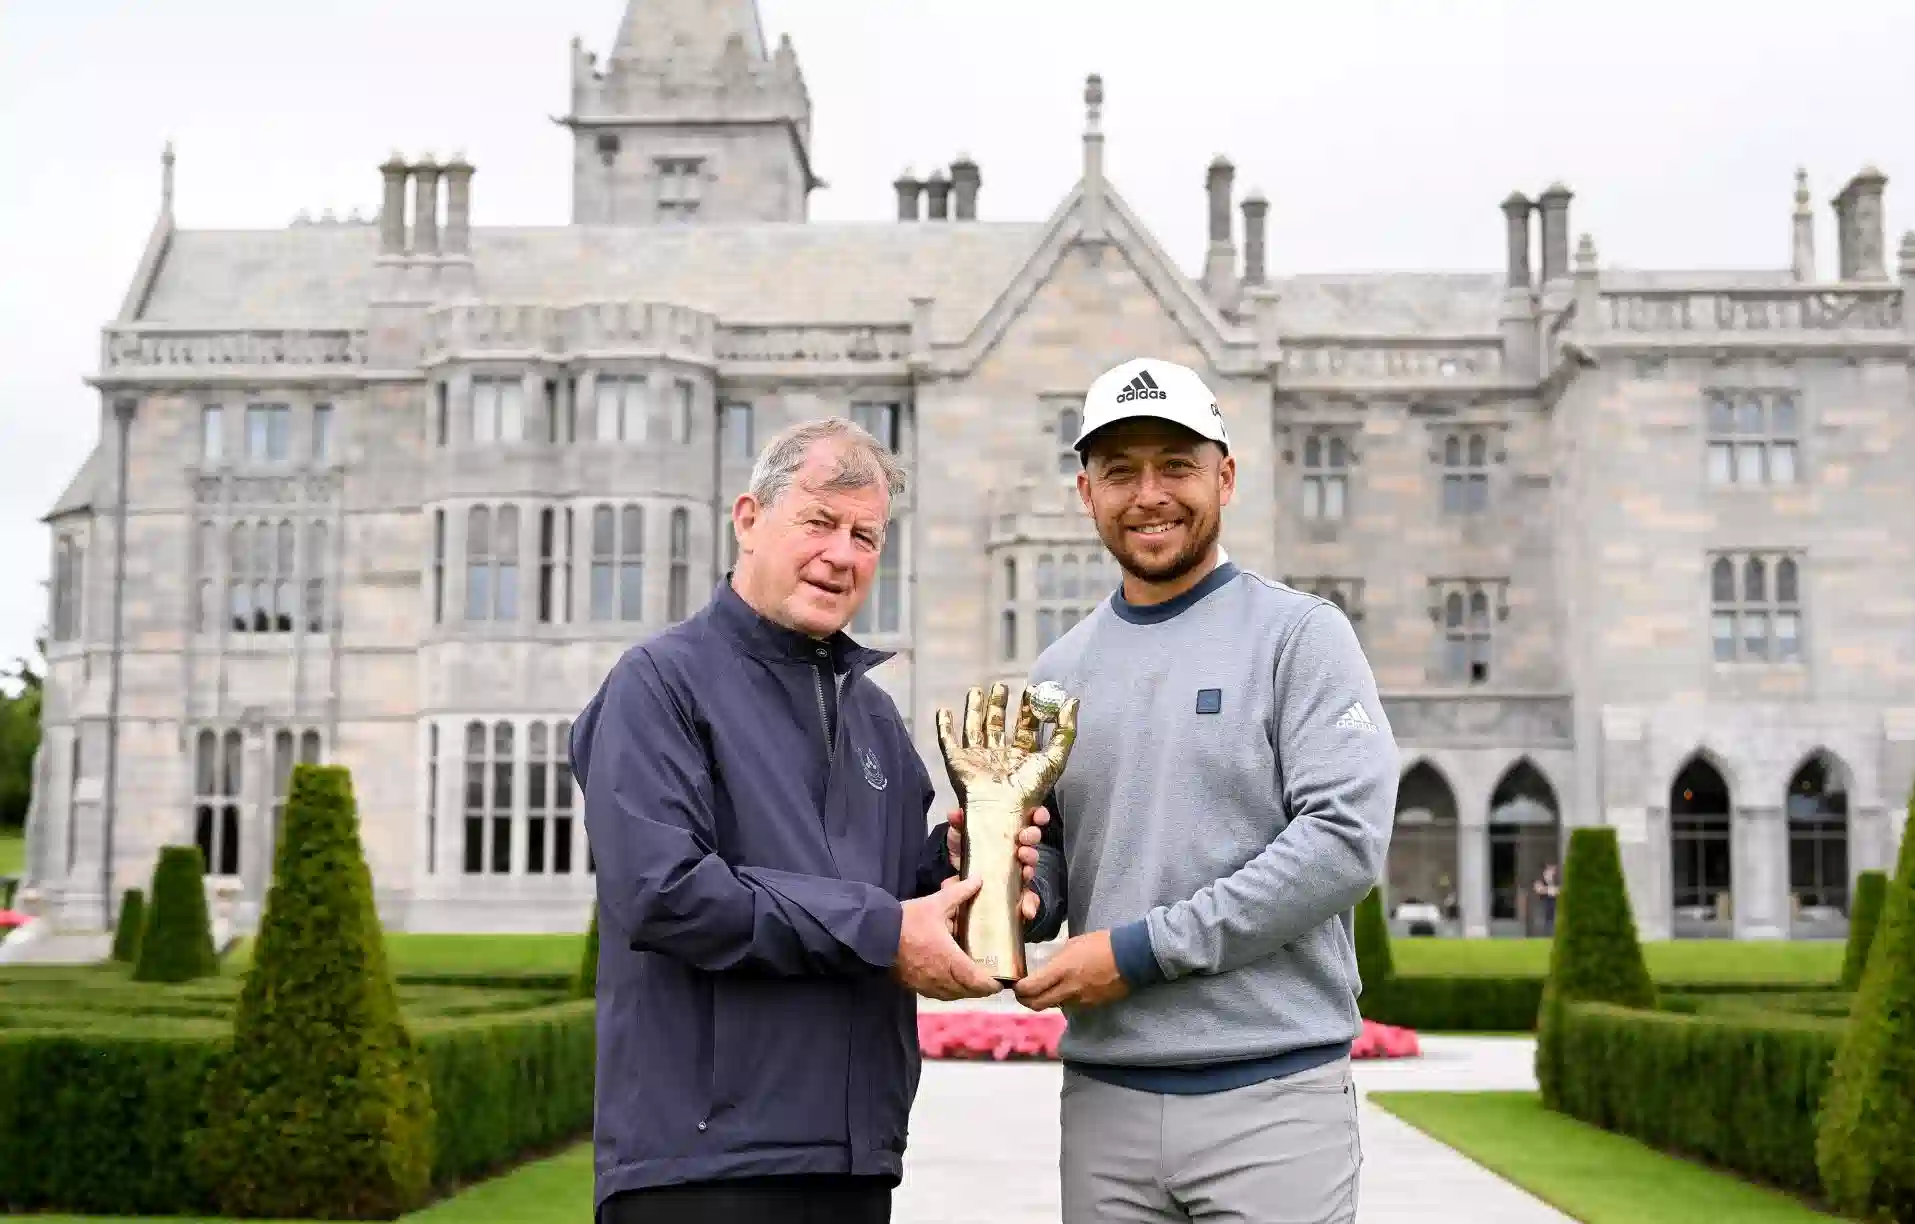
[1010,358,1399,1224]
[571,417,1009,1224]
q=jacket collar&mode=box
[708,575,894,672]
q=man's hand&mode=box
[893,876,1002,1001]
[1012,929,1130,1011]
[946,806,1050,923]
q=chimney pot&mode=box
[923,169,952,221]
[442,152,474,256]
[1240,191,1269,286]
[378,152,409,256]
[1206,156,1235,245]
[1536,183,1572,282]
[410,156,442,257]
[1501,191,1533,289]
[893,170,922,221]
[950,155,981,221]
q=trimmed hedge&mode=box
[1841,869,1888,991]
[1552,1001,1842,1199]
[0,1001,594,1216]
[1537,827,1656,1105]
[577,902,599,1000]
[1359,974,1542,1032]
[133,846,217,983]
[110,887,145,964]
[192,764,434,1219]
[1815,811,1915,1222]
[1354,886,1394,987]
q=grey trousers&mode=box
[1059,1056,1362,1224]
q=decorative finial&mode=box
[1084,73,1103,130]
[1794,167,1811,207]
[161,139,175,217]
[1574,232,1598,272]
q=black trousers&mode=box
[599,1174,892,1224]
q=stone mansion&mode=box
[20,0,1915,943]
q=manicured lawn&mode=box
[224,931,585,977]
[1391,936,1844,984]
[4,1143,593,1224]
[1368,1090,1845,1223]
[0,828,22,878]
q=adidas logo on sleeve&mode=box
[1333,702,1378,732]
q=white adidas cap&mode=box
[1074,357,1229,456]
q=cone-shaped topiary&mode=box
[576,901,600,999]
[189,764,434,1219]
[131,846,217,983]
[1841,869,1888,992]
[1535,826,1656,1108]
[1815,808,1915,1222]
[110,886,146,963]
[1354,885,1395,988]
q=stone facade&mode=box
[20,3,1915,942]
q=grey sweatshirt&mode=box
[1025,560,1399,1090]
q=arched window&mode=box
[1670,756,1733,937]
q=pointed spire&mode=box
[1082,74,1106,242]
[612,0,767,64]
[161,140,175,220]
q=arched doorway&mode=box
[1489,759,1562,937]
[1390,762,1460,937]
[1787,752,1850,938]
[1670,756,1733,938]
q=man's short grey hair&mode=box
[747,416,908,509]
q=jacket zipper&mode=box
[812,664,834,763]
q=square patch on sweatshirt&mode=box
[1195,688,1223,715]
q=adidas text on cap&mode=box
[1075,358,1229,456]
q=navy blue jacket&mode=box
[570,579,951,1212]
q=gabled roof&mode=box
[43,446,103,522]
[941,176,1255,376]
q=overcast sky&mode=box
[1,0,1910,677]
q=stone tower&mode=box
[559,0,820,225]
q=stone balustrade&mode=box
[100,327,367,372]
[1598,287,1903,334]
[1279,338,1506,386]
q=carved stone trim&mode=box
[102,328,367,371]
[1380,694,1574,746]
[1600,288,1902,333]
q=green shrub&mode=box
[132,847,216,983]
[110,888,146,964]
[1354,885,1393,989]
[0,999,595,1216]
[1816,809,1915,1222]
[1536,826,1656,1106]
[1554,1002,1842,1199]
[189,765,435,1220]
[577,902,599,1000]
[1841,869,1888,992]
[1359,974,1542,1031]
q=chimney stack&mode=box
[950,155,981,220]
[379,151,408,256]
[1203,156,1238,300]
[1833,165,1888,281]
[1240,191,1268,286]
[894,170,922,221]
[442,152,473,256]
[1537,183,1571,282]
[923,169,951,220]
[1501,192,1533,288]
[411,154,442,256]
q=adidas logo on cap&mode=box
[1115,369,1168,404]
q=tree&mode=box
[1535,826,1656,1108]
[1841,870,1888,993]
[191,764,434,1218]
[1354,885,1395,988]
[132,846,217,983]
[110,887,146,963]
[0,636,44,833]
[1815,807,1915,1221]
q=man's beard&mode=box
[1105,513,1220,586]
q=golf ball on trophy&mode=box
[1028,681,1068,722]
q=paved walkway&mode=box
[896,1034,1571,1223]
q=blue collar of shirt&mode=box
[1110,560,1241,626]
[708,575,893,673]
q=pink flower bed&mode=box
[919,1012,1420,1062]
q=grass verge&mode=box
[1367,1090,1845,1223]
[1391,937,1843,984]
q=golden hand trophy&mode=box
[935,680,1078,984]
